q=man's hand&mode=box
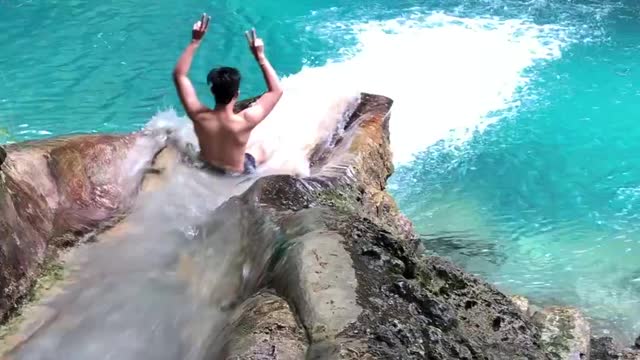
[245,28,265,61]
[173,13,211,121]
[192,13,211,42]
[240,27,282,127]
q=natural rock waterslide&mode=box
[1,93,639,359]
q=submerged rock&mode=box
[0,93,604,359]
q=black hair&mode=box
[206,67,241,105]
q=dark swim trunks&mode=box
[199,153,257,176]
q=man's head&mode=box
[206,67,241,105]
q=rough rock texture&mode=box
[0,131,165,321]
[221,291,308,359]
[590,337,640,360]
[511,295,531,315]
[198,93,555,359]
[1,93,599,359]
[532,307,591,359]
[269,213,550,359]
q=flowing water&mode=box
[6,160,283,359]
[2,0,640,346]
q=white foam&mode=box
[146,12,571,171]
[245,87,357,176]
[144,93,356,177]
[303,12,571,164]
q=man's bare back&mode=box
[172,14,283,175]
[193,110,254,173]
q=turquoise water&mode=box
[1,0,639,341]
[389,2,640,340]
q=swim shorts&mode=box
[199,153,257,176]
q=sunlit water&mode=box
[2,0,640,344]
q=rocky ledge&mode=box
[1,93,639,359]
[0,132,166,322]
[590,337,640,360]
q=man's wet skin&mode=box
[173,13,284,175]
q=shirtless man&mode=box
[172,13,283,175]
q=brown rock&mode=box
[0,131,165,321]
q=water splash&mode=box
[144,93,356,178]
[298,11,573,164]
[146,11,574,170]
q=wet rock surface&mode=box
[213,93,553,359]
[0,93,610,359]
[590,336,640,360]
[321,215,548,359]
[532,307,591,360]
[511,295,531,315]
[221,291,308,359]
[0,132,166,322]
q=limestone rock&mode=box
[533,306,591,359]
[221,291,308,359]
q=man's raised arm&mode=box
[173,14,210,120]
[241,29,283,125]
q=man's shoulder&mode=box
[194,110,251,128]
[231,112,250,122]
[192,108,219,122]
